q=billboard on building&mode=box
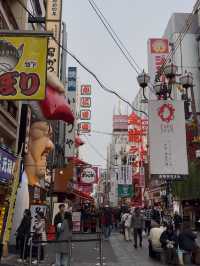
[0,33,48,100]
[65,67,77,158]
[148,38,169,83]
[149,100,188,180]
[79,85,92,134]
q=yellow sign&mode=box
[0,33,48,100]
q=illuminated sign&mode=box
[80,97,91,108]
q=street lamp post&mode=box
[137,63,179,211]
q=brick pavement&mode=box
[0,233,162,266]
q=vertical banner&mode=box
[79,85,92,134]
[65,67,77,158]
[148,38,169,83]
[118,166,133,198]
[149,100,188,180]
[46,0,62,75]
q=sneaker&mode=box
[17,258,23,263]
[32,260,38,264]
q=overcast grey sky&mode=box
[63,0,196,167]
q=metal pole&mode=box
[22,236,27,265]
[29,236,33,266]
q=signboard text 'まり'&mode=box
[0,33,48,100]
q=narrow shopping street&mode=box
[1,233,162,266]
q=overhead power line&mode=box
[88,0,142,74]
[16,0,148,117]
[158,0,200,77]
[87,0,157,95]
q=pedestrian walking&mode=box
[55,211,73,266]
[101,205,112,240]
[144,207,152,235]
[131,208,145,248]
[32,212,47,264]
[173,211,183,232]
[151,206,161,225]
[54,204,66,238]
[16,209,31,263]
[121,210,132,241]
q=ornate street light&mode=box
[137,70,150,101]
[179,72,193,89]
[163,63,178,81]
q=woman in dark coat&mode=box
[16,209,31,262]
[178,223,197,252]
[55,212,73,266]
[160,225,178,264]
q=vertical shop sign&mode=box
[118,166,133,199]
[149,100,188,179]
[79,85,92,134]
[148,38,169,83]
[65,67,77,158]
[46,0,62,75]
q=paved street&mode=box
[1,233,162,266]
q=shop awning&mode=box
[68,156,90,166]
[75,136,85,147]
[72,188,94,202]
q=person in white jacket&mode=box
[121,210,132,241]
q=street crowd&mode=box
[13,203,200,265]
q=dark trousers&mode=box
[133,228,142,247]
[145,220,151,235]
[19,237,29,260]
[163,247,177,264]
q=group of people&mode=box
[16,203,73,266]
[16,209,46,264]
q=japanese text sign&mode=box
[149,100,188,178]
[0,148,16,182]
[79,122,91,133]
[0,33,48,100]
[65,67,77,158]
[81,85,91,95]
[79,84,92,134]
[148,38,169,83]
[46,0,62,75]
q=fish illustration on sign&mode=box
[0,40,24,73]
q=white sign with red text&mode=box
[149,100,188,177]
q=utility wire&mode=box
[158,0,200,77]
[88,0,141,73]
[87,0,156,95]
[16,0,148,117]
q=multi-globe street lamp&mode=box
[137,64,196,210]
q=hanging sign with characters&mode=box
[79,85,92,134]
[0,32,49,100]
[0,147,16,183]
